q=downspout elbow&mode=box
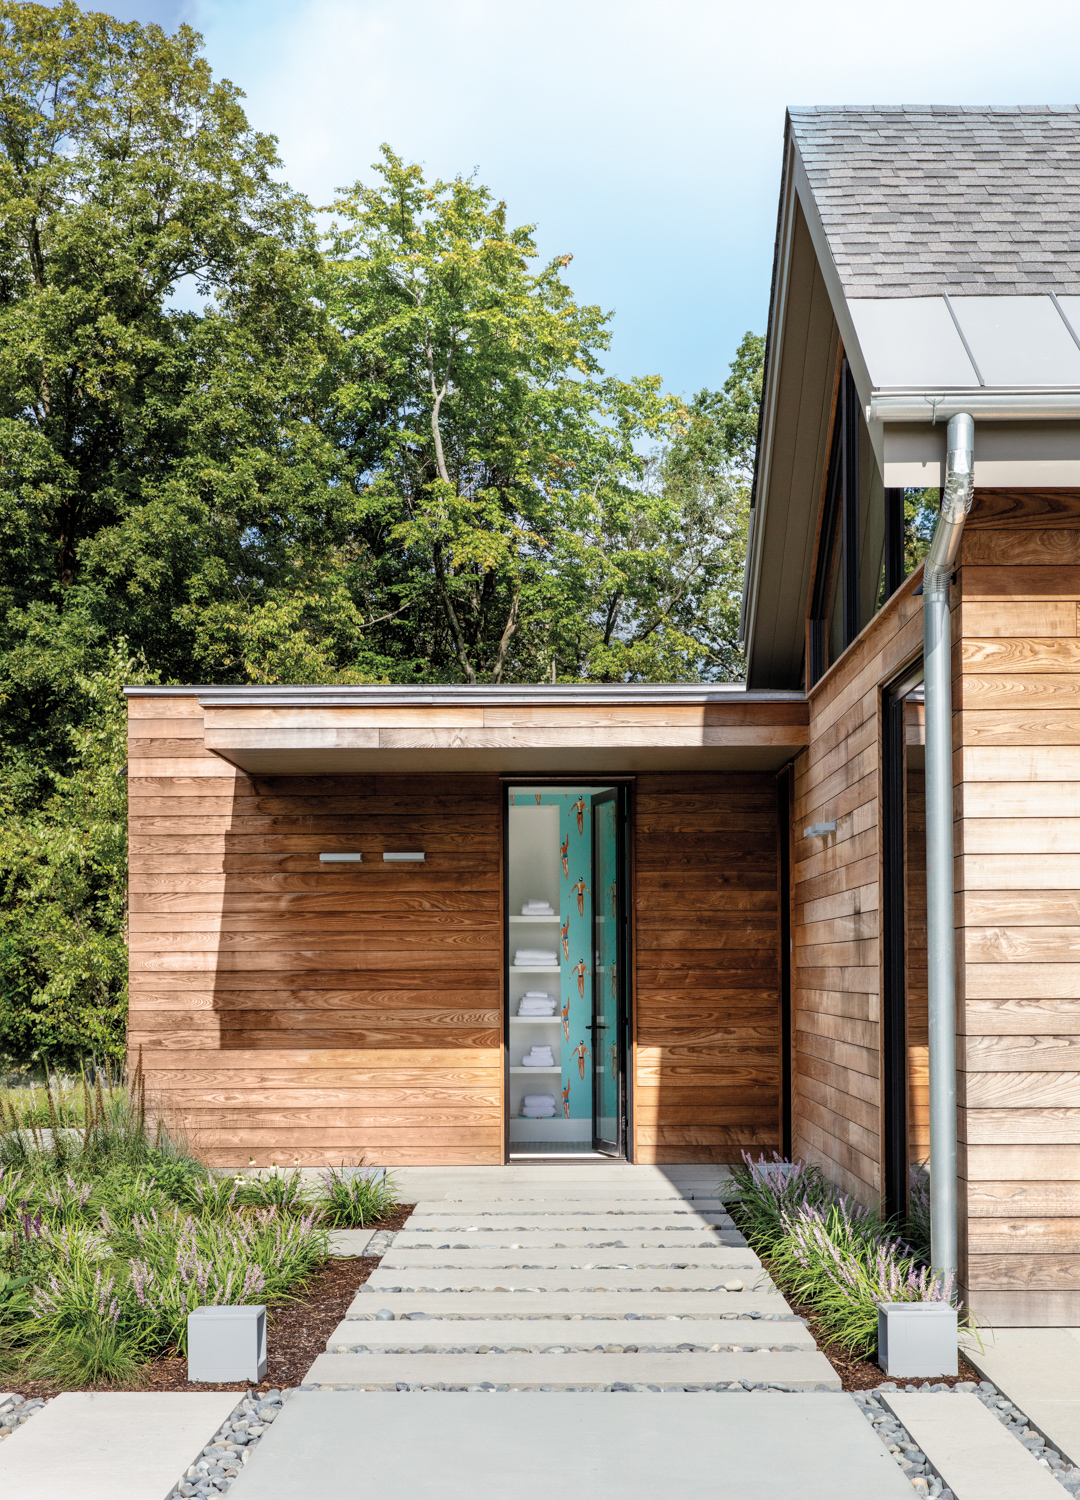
[923,412,974,593]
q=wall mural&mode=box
[509,788,594,1120]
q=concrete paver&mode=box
[0,1391,239,1500]
[362,1266,757,1291]
[346,1290,788,1319]
[380,1247,760,1268]
[325,1316,819,1350]
[396,1231,739,1246]
[327,1228,376,1256]
[963,1326,1080,1468]
[406,1199,731,1213]
[882,1391,1065,1499]
[227,1390,910,1499]
[303,1348,839,1389]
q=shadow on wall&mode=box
[632,772,782,1168]
[204,770,505,1169]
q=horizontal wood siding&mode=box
[632,773,781,1163]
[958,488,1080,1325]
[792,575,925,1203]
[129,696,503,1166]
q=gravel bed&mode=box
[167,1388,295,1499]
[364,1283,766,1293]
[853,1378,1080,1497]
[352,1310,802,1321]
[0,1393,49,1437]
[301,1381,836,1392]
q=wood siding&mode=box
[958,489,1080,1325]
[633,773,781,1163]
[130,706,783,1167]
[791,487,1080,1325]
[129,695,504,1166]
[792,573,925,1202]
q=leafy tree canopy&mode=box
[0,2,761,1066]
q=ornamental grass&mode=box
[729,1152,959,1359]
[0,1068,396,1386]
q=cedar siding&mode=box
[958,489,1080,1326]
[128,698,787,1167]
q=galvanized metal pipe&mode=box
[922,412,974,1288]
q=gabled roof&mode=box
[789,106,1080,298]
[744,105,1080,689]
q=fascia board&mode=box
[789,144,883,476]
[742,140,798,663]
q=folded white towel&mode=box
[523,1094,556,1105]
[518,1007,556,1016]
[522,900,555,913]
[521,1105,556,1117]
[522,1047,555,1066]
[514,950,558,966]
[524,990,553,999]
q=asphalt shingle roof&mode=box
[789,106,1080,297]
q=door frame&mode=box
[881,659,924,1222]
[500,776,635,1162]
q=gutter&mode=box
[870,391,1080,422]
[922,411,974,1293]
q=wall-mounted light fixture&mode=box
[319,852,363,863]
[803,822,837,838]
[383,851,425,862]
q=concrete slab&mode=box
[882,1392,1065,1500]
[396,1231,739,1248]
[302,1348,841,1390]
[227,1391,906,1499]
[325,1317,819,1351]
[406,1199,732,1213]
[362,1267,758,1292]
[390,1165,732,1197]
[327,1228,376,1256]
[0,1391,240,1500]
[380,1248,757,1270]
[964,1327,1080,1467]
[404,1213,737,1230]
[346,1291,789,1320]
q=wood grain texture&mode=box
[129,700,782,1168]
[129,697,506,1166]
[633,772,780,1163]
[956,489,1080,1318]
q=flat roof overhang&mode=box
[125,684,809,775]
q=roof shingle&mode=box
[789,106,1080,296]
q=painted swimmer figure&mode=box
[571,958,590,998]
[571,1040,591,1080]
[571,877,589,917]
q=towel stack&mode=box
[514,948,559,967]
[521,1045,555,1068]
[521,1094,556,1118]
[521,899,555,916]
[517,991,557,1016]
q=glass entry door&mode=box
[592,789,626,1155]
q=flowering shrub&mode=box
[0,1081,395,1385]
[730,1152,961,1359]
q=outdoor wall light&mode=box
[319,852,363,863]
[803,822,837,838]
[383,851,425,862]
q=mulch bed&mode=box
[752,1246,981,1391]
[9,1205,416,1400]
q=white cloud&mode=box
[188,0,1080,394]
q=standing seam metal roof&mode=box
[788,106,1080,298]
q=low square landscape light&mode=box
[188,1305,268,1383]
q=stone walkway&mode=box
[302,1164,840,1392]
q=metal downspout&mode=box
[922,412,974,1288]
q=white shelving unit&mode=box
[505,799,590,1143]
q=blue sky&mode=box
[97,0,1080,399]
